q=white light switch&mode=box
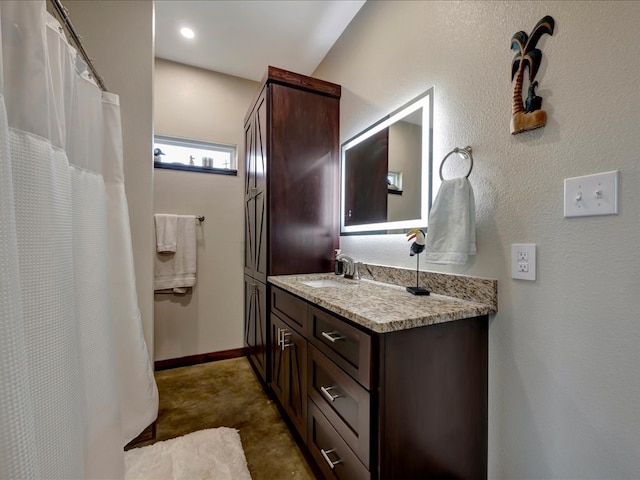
[512,244,536,281]
[564,171,619,217]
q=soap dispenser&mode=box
[334,249,344,275]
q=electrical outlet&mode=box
[512,244,536,281]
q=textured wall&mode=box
[66,0,155,359]
[314,1,640,478]
[153,59,259,361]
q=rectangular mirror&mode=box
[340,88,433,235]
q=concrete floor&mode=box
[138,357,317,480]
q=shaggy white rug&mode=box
[125,428,252,480]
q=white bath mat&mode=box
[125,428,252,480]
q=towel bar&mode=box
[439,146,473,181]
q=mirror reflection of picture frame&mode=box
[340,87,433,235]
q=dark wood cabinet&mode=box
[376,316,488,480]
[268,285,488,480]
[271,312,308,440]
[244,276,267,382]
[243,66,340,386]
[244,90,267,283]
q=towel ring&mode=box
[439,146,473,181]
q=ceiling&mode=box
[154,0,366,82]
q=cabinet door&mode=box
[268,83,339,276]
[253,92,267,282]
[244,115,256,277]
[244,277,267,384]
[244,91,267,280]
[270,313,307,440]
[285,324,307,440]
[270,313,287,407]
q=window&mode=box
[153,135,237,175]
[387,170,403,195]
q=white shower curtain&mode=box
[0,2,158,479]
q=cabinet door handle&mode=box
[321,331,345,343]
[281,331,292,350]
[320,385,342,403]
[320,448,342,470]
[276,327,283,348]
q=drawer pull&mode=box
[276,327,283,348]
[321,330,345,343]
[281,331,292,350]
[320,448,342,469]
[320,385,342,403]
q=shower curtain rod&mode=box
[48,0,108,92]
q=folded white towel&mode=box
[154,214,178,253]
[153,215,197,292]
[423,177,476,265]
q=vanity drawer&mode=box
[308,401,370,480]
[308,306,372,389]
[308,345,370,467]
[271,286,307,334]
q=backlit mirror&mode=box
[340,88,433,234]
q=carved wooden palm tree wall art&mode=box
[510,15,555,135]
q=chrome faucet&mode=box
[336,253,358,279]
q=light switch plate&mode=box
[564,170,619,217]
[512,244,536,281]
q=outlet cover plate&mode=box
[564,170,618,217]
[512,244,536,281]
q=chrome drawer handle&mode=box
[320,385,342,403]
[281,331,292,350]
[320,448,342,470]
[276,327,283,348]
[321,331,345,343]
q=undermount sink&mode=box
[300,279,353,288]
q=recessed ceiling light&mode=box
[180,27,195,39]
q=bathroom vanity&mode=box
[268,269,497,480]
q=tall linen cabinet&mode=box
[244,67,341,385]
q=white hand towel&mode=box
[153,215,197,292]
[423,177,476,265]
[154,214,178,253]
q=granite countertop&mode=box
[268,270,497,334]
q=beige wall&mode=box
[153,59,259,361]
[315,1,640,477]
[66,0,155,359]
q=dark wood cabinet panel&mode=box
[268,83,340,276]
[244,276,267,383]
[271,313,308,440]
[271,286,307,335]
[244,91,268,283]
[270,314,286,406]
[308,401,370,480]
[308,345,371,468]
[308,305,372,390]
[378,315,488,480]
